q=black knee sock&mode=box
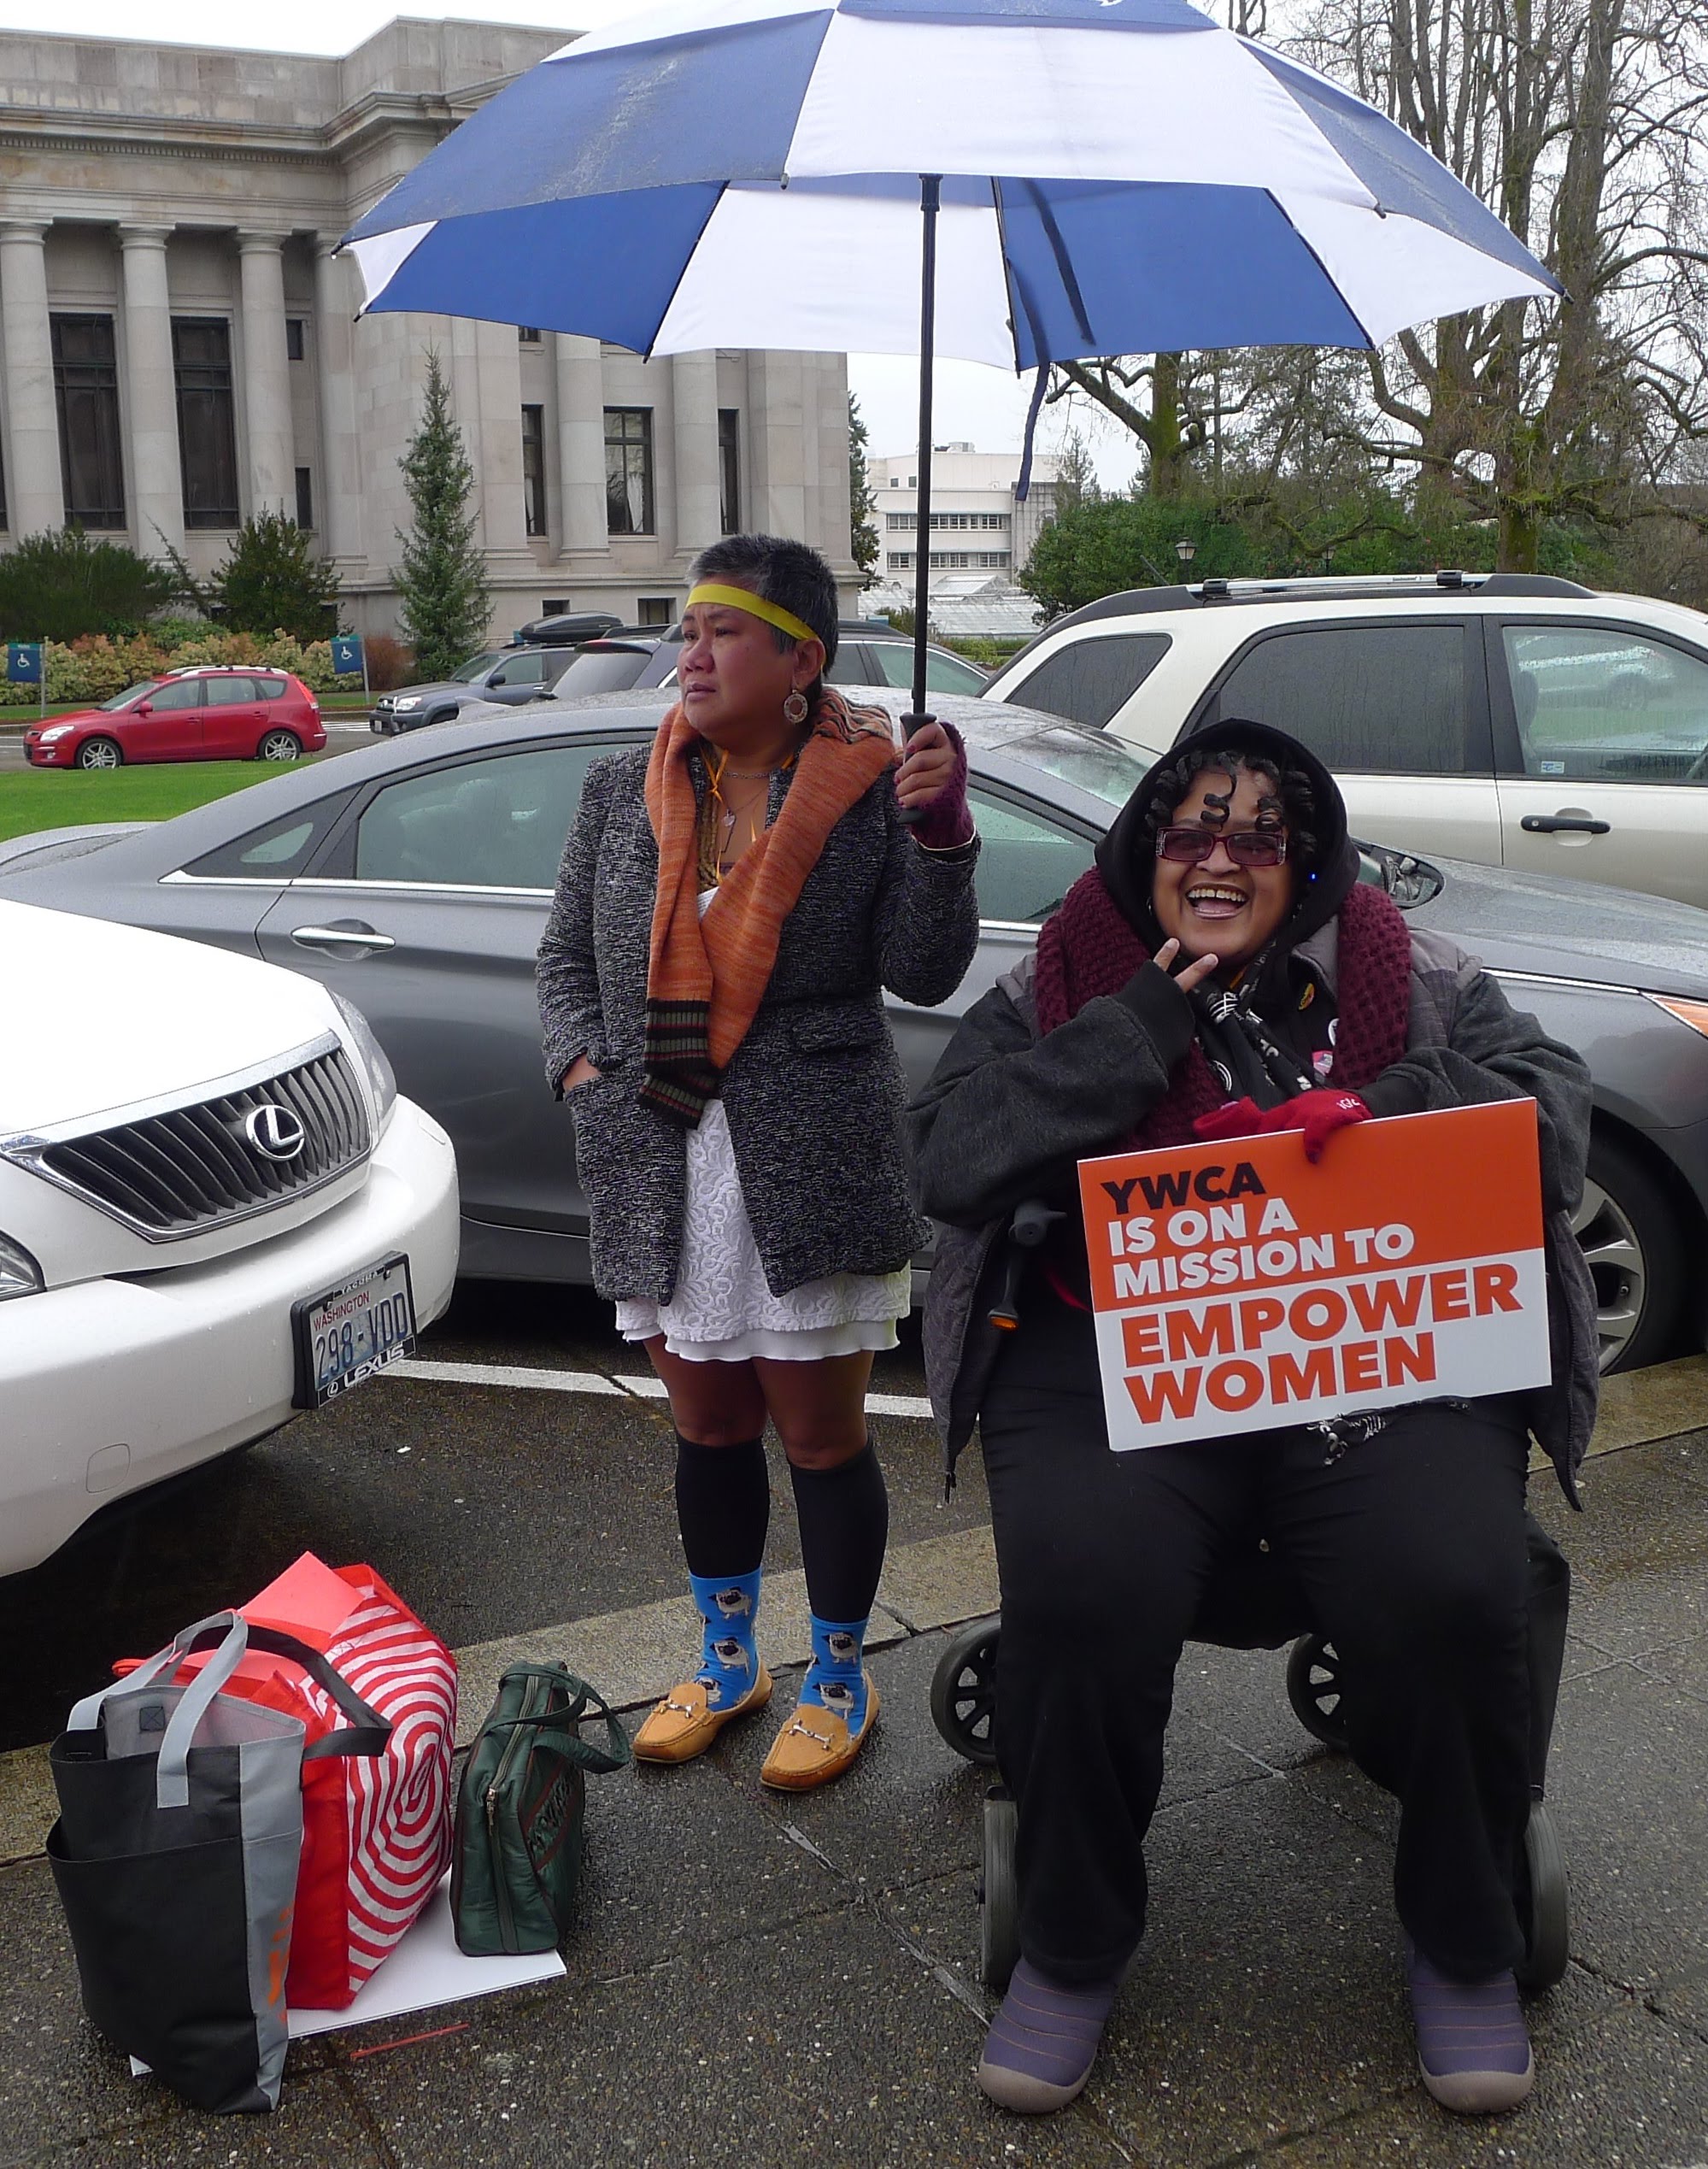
[673,1433,770,1578]
[789,1438,889,1624]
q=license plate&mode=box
[291,1253,416,1409]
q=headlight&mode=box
[1648,996,1708,1039]
[331,991,398,1131]
[38,725,71,743]
[0,1231,44,1301]
[392,696,421,710]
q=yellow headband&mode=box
[685,582,819,647]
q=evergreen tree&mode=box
[394,352,490,679]
[848,393,880,583]
[203,511,340,640]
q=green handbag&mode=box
[450,1663,631,1957]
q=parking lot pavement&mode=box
[3,1292,1707,2165]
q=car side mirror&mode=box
[135,701,152,715]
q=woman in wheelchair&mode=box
[908,718,1599,2117]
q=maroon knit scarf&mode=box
[1034,870,1413,1149]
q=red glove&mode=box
[1193,1090,1371,1164]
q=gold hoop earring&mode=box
[783,689,809,726]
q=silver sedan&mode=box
[2,691,1704,1373]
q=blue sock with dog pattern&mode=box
[688,1569,763,1712]
[800,1613,871,1737]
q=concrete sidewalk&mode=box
[3,1400,1708,2166]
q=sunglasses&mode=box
[1154,825,1289,868]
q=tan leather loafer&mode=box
[758,1675,879,1791]
[632,1665,772,1765]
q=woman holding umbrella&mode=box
[909,719,1597,2113]
[538,533,978,1790]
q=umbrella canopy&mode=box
[344,0,1558,363]
[342,0,1559,722]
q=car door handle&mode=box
[291,923,397,952]
[1521,814,1611,836]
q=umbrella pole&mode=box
[896,173,941,827]
[901,174,941,755]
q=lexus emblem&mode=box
[244,1102,308,1161]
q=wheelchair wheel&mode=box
[979,1788,1020,1994]
[1285,1634,1350,1750]
[930,1616,1001,1766]
[1515,1800,1570,1993]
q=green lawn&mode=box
[0,762,286,843]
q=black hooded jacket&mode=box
[906,720,1600,1497]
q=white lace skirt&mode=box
[614,1098,911,1363]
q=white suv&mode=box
[0,901,459,1575]
[985,573,1708,909]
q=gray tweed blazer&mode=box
[537,744,980,1302]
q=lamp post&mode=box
[1174,538,1197,567]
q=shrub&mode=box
[150,615,218,654]
[208,514,341,640]
[361,632,414,692]
[0,527,178,643]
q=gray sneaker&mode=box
[1406,1940,1535,2113]
[976,1959,1118,2114]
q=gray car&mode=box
[368,645,583,734]
[2,691,1704,1373]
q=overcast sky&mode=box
[13,0,1137,485]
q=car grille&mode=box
[26,1047,371,1239]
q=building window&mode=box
[173,318,240,529]
[542,598,568,616]
[295,467,314,531]
[604,407,654,534]
[887,512,915,531]
[921,511,1011,532]
[285,318,306,362]
[889,551,913,571]
[518,326,542,344]
[521,404,547,538]
[51,314,125,530]
[638,596,674,626]
[718,409,741,535]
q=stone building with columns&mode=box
[0,19,858,640]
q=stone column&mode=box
[0,220,65,537]
[555,332,607,555]
[466,316,531,561]
[746,350,807,540]
[237,232,293,517]
[118,225,183,559]
[313,243,365,573]
[671,347,721,561]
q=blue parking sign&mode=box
[331,634,364,676]
[6,643,43,685]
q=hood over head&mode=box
[1094,717,1360,999]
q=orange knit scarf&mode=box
[640,688,897,1125]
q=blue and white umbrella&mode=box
[343,0,1559,713]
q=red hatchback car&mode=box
[23,668,325,770]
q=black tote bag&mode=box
[49,1612,389,2114]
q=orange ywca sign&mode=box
[1077,1100,1551,1451]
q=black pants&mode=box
[979,1299,1534,1987]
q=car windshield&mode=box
[1003,726,1149,808]
[448,651,505,684]
[100,681,162,711]
[549,649,651,697]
